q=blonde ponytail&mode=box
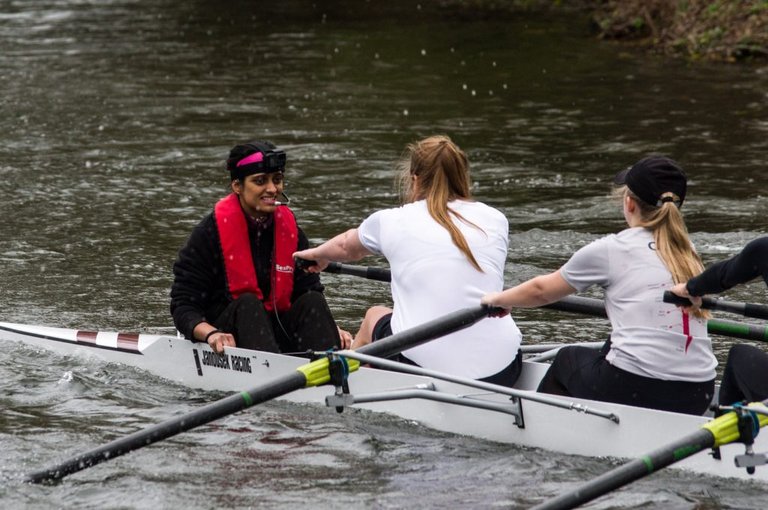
[629,189,710,319]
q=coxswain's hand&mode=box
[207,330,236,354]
[337,327,353,349]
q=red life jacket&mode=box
[214,193,297,312]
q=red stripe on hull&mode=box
[76,331,98,344]
[117,333,140,352]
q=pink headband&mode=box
[236,152,264,167]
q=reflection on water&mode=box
[1,0,767,508]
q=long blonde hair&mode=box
[622,186,709,319]
[397,135,485,272]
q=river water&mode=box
[1,1,767,508]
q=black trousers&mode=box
[213,291,340,354]
[537,342,715,416]
[719,344,768,405]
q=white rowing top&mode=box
[560,227,717,382]
[358,199,522,379]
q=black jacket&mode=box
[687,237,768,296]
[170,212,324,340]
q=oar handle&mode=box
[542,295,607,318]
[663,291,768,320]
[324,261,392,282]
[294,257,318,271]
[663,290,709,308]
[296,259,391,282]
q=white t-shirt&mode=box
[560,227,717,382]
[357,199,522,379]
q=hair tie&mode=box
[204,329,221,343]
[656,194,681,208]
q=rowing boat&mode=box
[3,320,767,484]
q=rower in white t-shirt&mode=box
[294,135,523,387]
[356,198,521,380]
[483,155,717,415]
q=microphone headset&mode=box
[274,191,290,206]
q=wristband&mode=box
[204,329,221,343]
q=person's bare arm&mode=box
[293,228,373,272]
[482,270,576,310]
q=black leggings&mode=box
[537,342,715,415]
[719,344,768,405]
[213,291,340,353]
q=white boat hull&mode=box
[2,321,766,483]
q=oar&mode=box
[707,318,768,342]
[663,290,768,320]
[552,295,768,342]
[531,295,768,343]
[521,342,603,354]
[26,305,497,484]
[323,263,610,316]
[541,295,607,318]
[532,400,768,510]
[323,263,768,342]
[527,343,603,363]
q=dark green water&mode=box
[1,1,767,508]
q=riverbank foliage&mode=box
[592,0,768,61]
[441,0,768,62]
